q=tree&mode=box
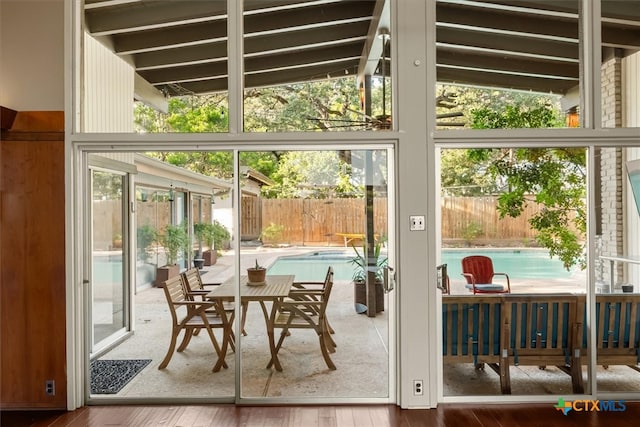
[134,94,228,133]
[440,149,497,196]
[243,77,365,131]
[264,151,359,198]
[466,103,586,270]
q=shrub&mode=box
[260,222,285,244]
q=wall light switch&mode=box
[409,215,425,231]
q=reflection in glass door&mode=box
[90,168,129,355]
[238,147,395,400]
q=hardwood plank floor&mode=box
[2,403,639,427]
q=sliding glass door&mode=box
[89,168,130,356]
[238,147,396,401]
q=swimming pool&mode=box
[267,248,576,282]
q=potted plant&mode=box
[203,220,231,266]
[112,232,123,249]
[247,259,266,284]
[350,241,387,314]
[155,223,189,286]
[192,222,207,269]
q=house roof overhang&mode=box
[83,0,640,100]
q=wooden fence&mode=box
[262,196,544,246]
[97,196,545,248]
[261,198,389,246]
[440,196,541,244]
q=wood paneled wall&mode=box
[1,111,66,409]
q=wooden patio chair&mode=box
[267,267,336,371]
[182,267,245,344]
[461,255,511,294]
[158,274,231,372]
[288,266,336,337]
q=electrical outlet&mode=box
[409,215,425,231]
[45,380,55,396]
[413,379,423,396]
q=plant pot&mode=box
[193,258,205,269]
[354,280,384,314]
[247,267,266,284]
[622,284,634,293]
[203,250,217,266]
[155,264,180,287]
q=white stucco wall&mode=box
[0,0,64,111]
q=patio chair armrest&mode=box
[292,281,324,286]
[279,300,322,309]
[493,272,511,291]
[289,289,324,295]
[173,300,214,308]
[461,273,476,283]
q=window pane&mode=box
[239,149,391,398]
[594,146,640,392]
[436,0,580,129]
[601,0,640,129]
[243,1,392,132]
[440,147,589,396]
[81,1,229,133]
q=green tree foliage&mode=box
[436,85,563,128]
[264,151,358,198]
[437,86,585,269]
[470,104,564,129]
[244,77,364,131]
[134,94,228,133]
[441,149,497,196]
[467,149,586,271]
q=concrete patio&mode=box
[93,246,640,400]
[94,246,390,400]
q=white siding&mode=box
[83,34,134,132]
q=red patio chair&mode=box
[461,255,511,294]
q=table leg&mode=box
[261,300,283,371]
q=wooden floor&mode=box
[2,403,640,427]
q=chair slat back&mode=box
[442,294,502,359]
[162,275,188,324]
[462,255,494,284]
[504,294,576,353]
[183,267,204,293]
[318,267,334,317]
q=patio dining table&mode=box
[206,274,294,371]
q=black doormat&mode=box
[90,359,151,394]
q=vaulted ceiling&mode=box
[84,0,640,97]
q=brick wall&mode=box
[598,56,624,286]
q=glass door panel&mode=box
[238,148,394,400]
[88,151,236,400]
[594,145,640,393]
[90,169,128,354]
[439,147,589,397]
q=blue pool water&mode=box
[267,251,358,281]
[441,249,575,281]
[267,248,575,282]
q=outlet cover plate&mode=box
[409,215,425,231]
